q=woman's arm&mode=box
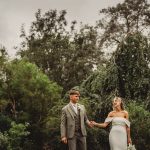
[93,122,109,128]
[92,111,113,128]
[126,127,132,144]
[125,111,132,144]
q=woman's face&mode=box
[113,98,121,108]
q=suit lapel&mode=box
[67,103,75,119]
[77,104,84,119]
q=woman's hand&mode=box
[87,121,94,128]
[90,121,97,126]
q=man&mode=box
[60,89,93,150]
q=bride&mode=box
[92,97,132,150]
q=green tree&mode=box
[0,132,8,150]
[19,9,104,92]
[0,122,29,150]
[79,33,150,149]
[127,102,150,149]
[114,33,150,100]
[97,0,150,50]
[0,47,8,102]
[2,59,62,149]
[82,33,150,101]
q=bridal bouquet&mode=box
[127,144,136,150]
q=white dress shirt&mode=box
[70,102,78,114]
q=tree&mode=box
[97,0,150,50]
[0,122,29,150]
[0,46,7,62]
[2,59,62,149]
[0,46,8,100]
[83,33,150,98]
[127,101,150,149]
[113,33,150,100]
[61,24,104,91]
[79,33,150,149]
[19,9,104,92]
[0,47,10,122]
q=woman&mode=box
[92,97,132,150]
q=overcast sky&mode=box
[0,0,125,57]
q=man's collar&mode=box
[70,102,77,107]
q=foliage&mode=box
[4,59,62,120]
[0,132,8,150]
[114,33,150,100]
[82,33,150,101]
[0,47,7,66]
[0,47,8,101]
[97,0,150,50]
[0,121,29,150]
[18,9,104,92]
[0,59,62,149]
[80,33,150,149]
[7,122,30,150]
[0,0,150,149]
[0,114,12,132]
[127,102,150,150]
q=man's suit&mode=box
[61,103,89,150]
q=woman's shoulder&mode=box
[122,110,129,119]
[122,110,129,115]
[108,111,115,117]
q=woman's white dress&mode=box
[105,117,130,150]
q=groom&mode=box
[60,89,93,150]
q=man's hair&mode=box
[69,89,80,96]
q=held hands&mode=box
[90,121,98,127]
[61,121,98,144]
[87,121,94,128]
[87,121,98,128]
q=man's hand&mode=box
[90,121,97,126]
[87,121,94,128]
[61,137,67,144]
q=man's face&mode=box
[70,94,80,104]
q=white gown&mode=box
[105,117,130,150]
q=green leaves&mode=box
[127,101,150,149]
[0,1,149,149]
[114,33,150,99]
[80,32,150,149]
[0,122,29,150]
[19,10,104,92]
[5,60,62,122]
[0,59,63,149]
[97,0,150,50]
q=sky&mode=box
[0,0,124,57]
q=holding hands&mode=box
[87,120,94,128]
[90,121,97,126]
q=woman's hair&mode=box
[112,97,125,110]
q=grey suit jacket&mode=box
[60,103,89,139]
